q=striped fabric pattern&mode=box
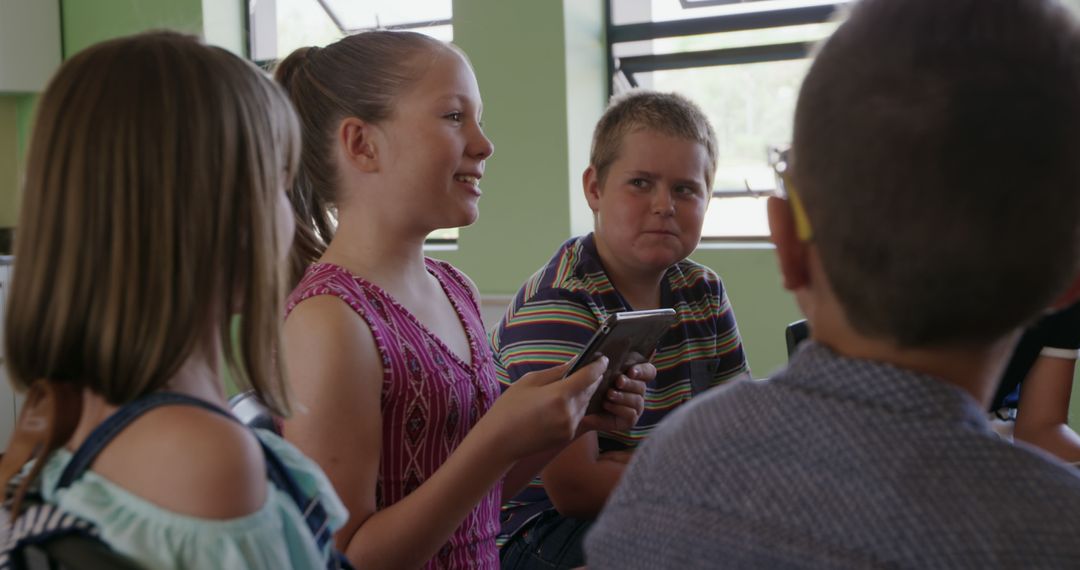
[0,503,100,568]
[490,234,749,543]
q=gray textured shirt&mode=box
[586,341,1080,569]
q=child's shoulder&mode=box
[86,404,269,520]
[425,257,481,302]
[543,235,614,292]
[286,262,395,321]
[673,256,719,277]
[288,262,363,303]
[498,236,596,304]
[425,257,471,286]
[667,257,722,292]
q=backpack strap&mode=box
[0,502,144,570]
[54,392,343,564]
[20,531,144,570]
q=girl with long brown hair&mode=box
[2,31,345,568]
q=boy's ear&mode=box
[338,117,379,173]
[767,196,811,291]
[583,166,602,213]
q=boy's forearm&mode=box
[1014,355,1080,462]
[1015,423,1080,464]
[502,438,627,503]
[542,435,629,520]
[503,447,562,501]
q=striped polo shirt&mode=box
[490,233,749,542]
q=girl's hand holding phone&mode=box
[479,359,652,465]
[481,358,609,462]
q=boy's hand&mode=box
[578,363,654,435]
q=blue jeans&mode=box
[500,510,593,570]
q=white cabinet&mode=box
[0,0,62,92]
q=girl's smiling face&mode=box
[372,48,495,233]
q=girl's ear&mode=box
[583,166,602,213]
[338,117,379,173]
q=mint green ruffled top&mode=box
[38,429,348,570]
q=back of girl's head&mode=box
[4,31,300,414]
[274,31,453,285]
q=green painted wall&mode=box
[691,246,799,377]
[0,98,16,228]
[10,95,36,230]
[14,96,34,163]
[0,0,241,234]
[0,92,32,231]
[1074,370,1080,428]
[61,0,204,56]
[0,91,34,233]
[440,0,574,293]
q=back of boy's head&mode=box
[591,90,718,189]
[793,0,1080,347]
[274,31,459,286]
[4,31,299,414]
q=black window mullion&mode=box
[608,3,840,44]
[619,41,812,77]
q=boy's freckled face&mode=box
[588,130,711,275]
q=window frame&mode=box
[246,0,453,67]
[310,0,451,34]
[604,0,847,241]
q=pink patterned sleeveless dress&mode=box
[285,260,503,569]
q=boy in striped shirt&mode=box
[491,90,750,570]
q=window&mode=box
[247,0,457,243]
[248,0,452,62]
[607,0,848,240]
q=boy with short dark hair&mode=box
[492,90,749,569]
[585,0,1080,567]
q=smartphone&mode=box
[566,308,677,415]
